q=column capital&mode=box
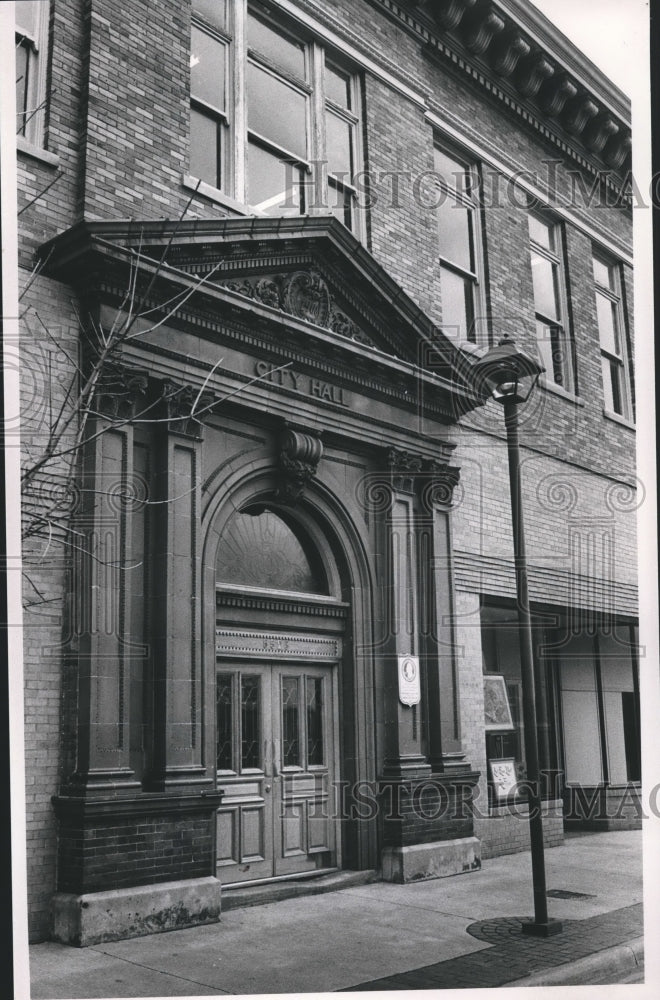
[159,379,215,439]
[94,365,149,421]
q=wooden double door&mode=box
[215,662,340,884]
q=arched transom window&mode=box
[216,507,327,594]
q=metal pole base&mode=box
[521,918,564,937]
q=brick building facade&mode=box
[15,0,638,944]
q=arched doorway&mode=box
[213,503,348,885]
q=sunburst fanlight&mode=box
[216,508,326,593]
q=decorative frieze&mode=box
[215,628,341,660]
[282,270,331,326]
[222,270,378,348]
[387,0,631,177]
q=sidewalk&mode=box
[29,829,643,997]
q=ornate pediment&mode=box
[219,270,378,350]
[37,217,481,418]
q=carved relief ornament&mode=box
[387,449,461,507]
[277,427,324,504]
[160,380,215,438]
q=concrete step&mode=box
[220,869,379,912]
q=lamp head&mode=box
[471,334,544,404]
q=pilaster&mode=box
[147,380,213,790]
[380,449,430,779]
[418,460,467,773]
[62,369,148,794]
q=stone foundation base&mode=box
[381,836,481,883]
[51,876,222,946]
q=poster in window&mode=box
[489,757,519,801]
[483,674,514,731]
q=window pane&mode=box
[437,197,472,271]
[248,13,306,79]
[529,215,553,250]
[593,256,613,288]
[596,291,620,356]
[531,250,560,320]
[439,266,472,341]
[216,672,233,770]
[326,110,352,178]
[434,148,467,194]
[536,319,556,380]
[537,319,571,389]
[248,141,303,214]
[306,678,324,766]
[328,180,352,229]
[602,356,626,415]
[16,42,29,131]
[15,1,38,36]
[326,64,351,108]
[601,355,615,412]
[193,0,226,31]
[191,26,226,110]
[190,108,221,187]
[248,62,307,158]
[241,676,260,769]
[282,677,301,767]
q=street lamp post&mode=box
[472,334,563,938]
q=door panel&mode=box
[215,667,273,883]
[216,662,338,884]
[273,667,336,875]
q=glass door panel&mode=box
[216,662,339,883]
[273,666,337,876]
[215,666,273,884]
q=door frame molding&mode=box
[201,454,379,872]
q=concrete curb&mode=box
[505,937,644,987]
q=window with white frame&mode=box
[15,0,49,146]
[593,254,633,421]
[528,213,576,394]
[433,145,482,343]
[189,0,363,235]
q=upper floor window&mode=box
[15,0,49,146]
[529,214,576,394]
[190,0,363,237]
[433,145,482,343]
[593,254,633,421]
